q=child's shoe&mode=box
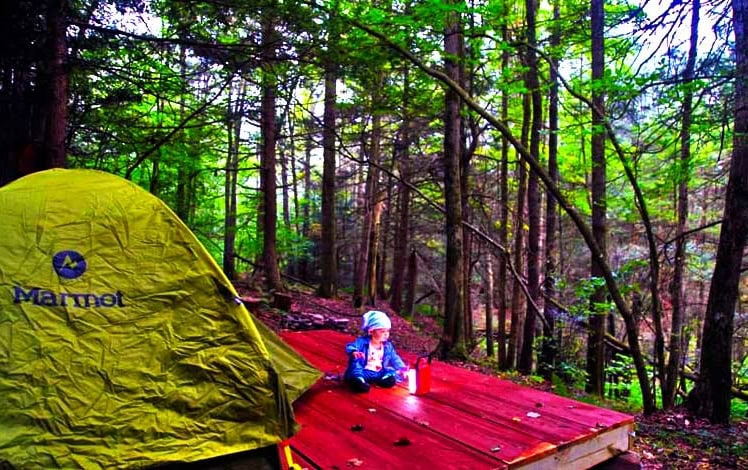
[351,377,370,393]
[378,374,396,388]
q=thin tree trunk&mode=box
[486,253,495,358]
[378,160,393,301]
[687,0,748,424]
[280,131,291,230]
[260,8,282,292]
[665,0,700,409]
[586,0,607,396]
[367,195,384,306]
[519,0,543,375]
[539,0,561,379]
[508,92,529,369]
[353,148,373,307]
[318,4,339,298]
[223,82,243,280]
[403,249,417,317]
[151,97,163,196]
[175,45,190,223]
[389,115,412,312]
[299,120,314,282]
[287,105,300,278]
[497,20,510,370]
[366,78,385,306]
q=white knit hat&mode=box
[361,310,391,332]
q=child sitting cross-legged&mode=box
[344,310,408,393]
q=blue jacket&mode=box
[344,335,406,382]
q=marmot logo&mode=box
[52,250,87,279]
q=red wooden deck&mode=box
[281,330,634,470]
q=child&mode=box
[344,310,407,393]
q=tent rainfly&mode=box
[0,169,321,468]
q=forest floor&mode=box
[241,285,748,469]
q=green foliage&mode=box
[415,303,442,326]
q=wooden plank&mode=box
[291,382,508,469]
[284,330,633,430]
[282,330,634,469]
[514,422,634,470]
[284,333,557,466]
[427,363,633,427]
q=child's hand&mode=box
[351,351,365,360]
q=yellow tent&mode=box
[0,169,320,468]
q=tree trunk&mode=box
[586,0,607,396]
[389,130,412,312]
[539,0,561,380]
[366,80,385,306]
[438,0,466,359]
[42,0,68,170]
[403,249,418,317]
[367,191,384,306]
[223,82,243,280]
[286,104,299,278]
[175,46,191,223]
[665,0,700,409]
[353,153,374,307]
[260,8,282,292]
[519,0,543,375]
[299,121,314,282]
[687,0,748,424]
[508,92,529,370]
[497,20,510,370]
[318,6,339,298]
[486,254,495,358]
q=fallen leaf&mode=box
[512,417,521,423]
[416,420,430,427]
[394,437,411,446]
[535,402,543,408]
[367,408,377,413]
[350,424,364,432]
[526,412,541,418]
[490,446,502,453]
[347,458,364,467]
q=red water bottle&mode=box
[412,355,432,395]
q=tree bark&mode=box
[539,0,561,380]
[175,45,191,223]
[497,20,510,370]
[318,4,339,298]
[260,8,282,292]
[519,0,543,375]
[42,0,68,170]
[665,0,700,409]
[509,92,529,370]
[403,249,418,317]
[223,82,243,280]
[586,0,607,396]
[299,119,314,282]
[687,0,748,424]
[438,0,466,359]
[389,119,412,312]
[486,254,495,358]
